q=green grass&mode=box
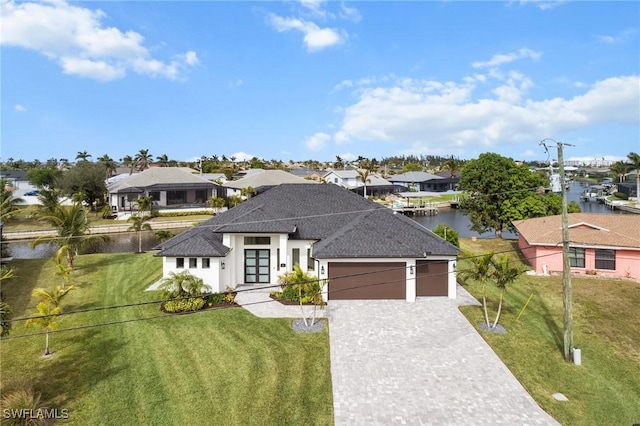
[0,253,333,425]
[458,239,640,425]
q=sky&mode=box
[2,0,639,165]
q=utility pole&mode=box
[541,138,574,362]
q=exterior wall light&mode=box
[320,266,325,276]
[221,261,226,270]
[409,265,414,275]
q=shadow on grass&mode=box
[534,289,563,353]
[3,259,50,316]
[32,328,126,410]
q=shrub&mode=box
[156,210,212,217]
[0,386,48,426]
[433,224,459,247]
[224,286,236,303]
[613,191,628,200]
[162,297,205,313]
[204,292,225,305]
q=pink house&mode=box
[513,213,640,281]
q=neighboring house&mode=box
[155,184,459,301]
[0,170,29,189]
[200,173,228,184]
[323,170,398,196]
[224,170,314,196]
[388,171,455,192]
[107,167,223,213]
[617,182,638,199]
[513,213,640,280]
[289,168,325,182]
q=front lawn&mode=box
[0,253,333,425]
[458,239,640,425]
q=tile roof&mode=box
[388,172,442,183]
[223,170,313,189]
[108,167,217,193]
[156,183,459,258]
[512,213,640,249]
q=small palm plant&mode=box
[128,214,153,253]
[26,302,62,356]
[457,251,494,328]
[159,270,209,299]
[278,265,323,327]
[490,255,525,329]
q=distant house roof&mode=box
[156,183,458,258]
[107,167,218,193]
[388,172,442,183]
[223,170,314,191]
[513,213,640,249]
[0,170,29,181]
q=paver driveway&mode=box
[328,288,559,425]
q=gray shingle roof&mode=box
[223,170,314,190]
[155,184,458,258]
[108,167,217,193]
[388,172,442,183]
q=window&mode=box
[595,249,616,270]
[202,258,210,269]
[167,190,187,205]
[189,258,197,268]
[569,247,585,268]
[292,248,300,266]
[334,178,338,183]
[307,248,315,271]
[149,191,160,201]
[277,248,280,271]
[176,258,184,269]
[195,189,207,203]
[244,236,271,245]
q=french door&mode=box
[245,249,270,283]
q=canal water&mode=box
[412,181,630,239]
[5,181,630,258]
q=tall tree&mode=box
[135,149,153,171]
[27,166,62,189]
[58,161,107,209]
[356,169,372,198]
[97,154,118,178]
[156,154,170,167]
[121,155,136,175]
[31,202,105,269]
[134,196,154,214]
[75,151,92,162]
[627,152,640,207]
[609,160,630,183]
[31,285,75,309]
[128,214,153,253]
[458,153,546,238]
[442,156,462,178]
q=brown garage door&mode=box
[416,260,448,296]
[328,262,406,300]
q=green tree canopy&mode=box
[58,162,107,209]
[458,153,548,238]
[27,166,62,189]
[432,224,459,247]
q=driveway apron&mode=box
[328,289,559,425]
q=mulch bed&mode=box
[160,301,238,314]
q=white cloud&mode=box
[597,29,637,44]
[230,152,255,162]
[299,0,327,18]
[339,153,356,161]
[333,79,353,91]
[268,14,344,52]
[519,0,566,11]
[339,4,362,22]
[331,73,640,156]
[304,132,331,151]
[14,104,27,112]
[1,0,198,81]
[472,48,541,69]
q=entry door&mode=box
[245,249,270,283]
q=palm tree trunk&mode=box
[482,294,490,328]
[44,331,50,356]
[298,287,309,327]
[66,250,73,270]
[138,231,143,253]
[492,292,504,329]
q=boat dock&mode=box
[392,205,438,216]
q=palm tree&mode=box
[490,255,525,329]
[37,189,62,214]
[356,169,372,198]
[457,251,494,328]
[128,214,153,253]
[0,179,24,223]
[75,151,92,162]
[159,270,209,299]
[628,152,640,207]
[1,266,14,337]
[156,154,170,167]
[227,194,243,208]
[31,202,105,269]
[442,156,461,178]
[278,265,322,326]
[31,285,75,309]
[121,155,135,175]
[133,195,154,214]
[54,258,72,290]
[26,302,62,356]
[609,161,629,183]
[240,186,256,199]
[208,196,225,214]
[135,149,153,171]
[97,154,118,178]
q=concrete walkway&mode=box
[328,286,559,425]
[234,284,326,319]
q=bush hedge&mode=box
[162,297,205,313]
[156,210,213,217]
[613,192,628,200]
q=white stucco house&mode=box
[155,184,459,302]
